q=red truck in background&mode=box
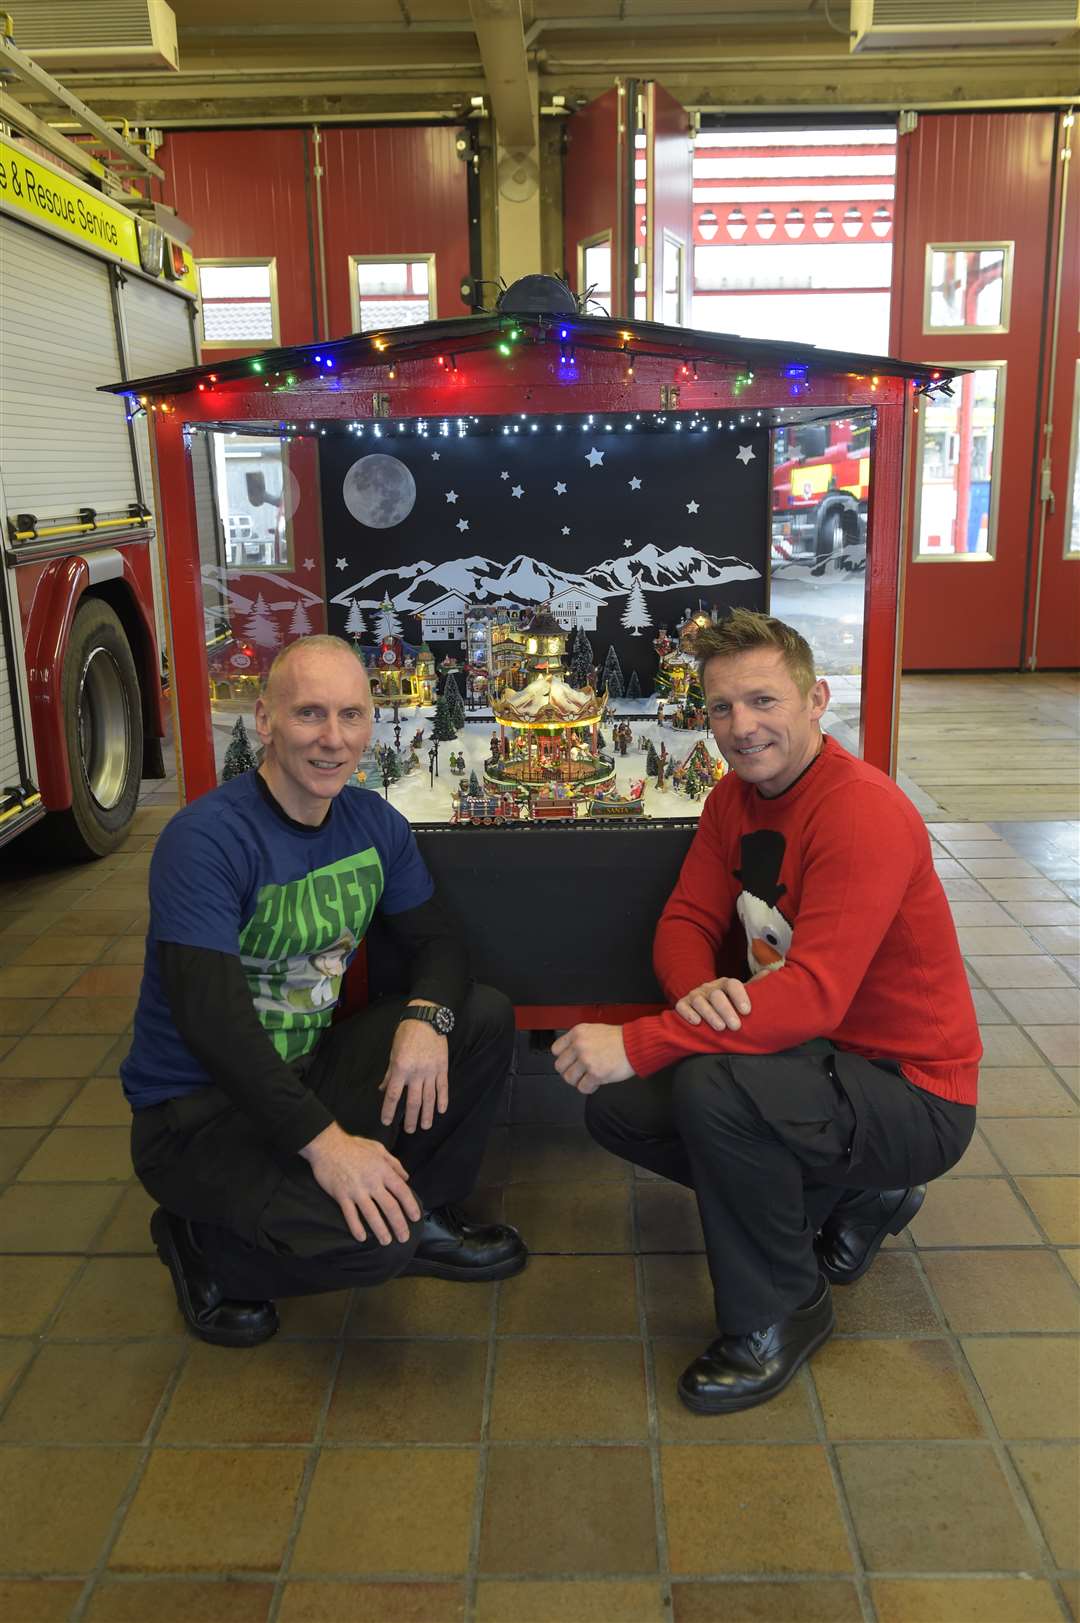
[0,118,198,858]
[771,416,870,574]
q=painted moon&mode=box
[342,454,417,529]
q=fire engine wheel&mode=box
[54,599,144,861]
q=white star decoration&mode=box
[554,481,567,495]
[561,525,571,536]
[456,518,470,532]
[628,476,642,491]
[335,557,347,571]
[302,557,315,570]
[445,490,459,504]
[500,471,510,480]
[585,447,605,468]
[511,484,524,499]
[623,539,633,549]
[431,451,441,461]
[736,444,756,466]
[686,501,700,515]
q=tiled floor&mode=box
[0,681,1077,1623]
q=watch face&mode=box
[432,1006,454,1036]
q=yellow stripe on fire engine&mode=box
[0,135,197,294]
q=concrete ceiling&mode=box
[43,0,1080,128]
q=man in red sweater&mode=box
[553,609,978,1414]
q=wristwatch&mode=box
[399,1003,455,1037]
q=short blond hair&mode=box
[262,635,367,706]
[695,608,817,696]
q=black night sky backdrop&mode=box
[317,412,769,682]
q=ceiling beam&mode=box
[469,0,535,150]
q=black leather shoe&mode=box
[678,1278,834,1414]
[151,1207,279,1347]
[817,1185,926,1286]
[403,1205,527,1282]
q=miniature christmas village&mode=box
[213,595,730,822]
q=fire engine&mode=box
[0,54,198,857]
[771,417,870,573]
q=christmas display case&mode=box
[105,280,959,820]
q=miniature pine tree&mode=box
[684,766,701,800]
[468,769,482,797]
[443,671,466,730]
[601,645,625,699]
[621,577,652,635]
[379,746,402,784]
[432,694,457,742]
[626,669,641,699]
[646,740,660,777]
[287,599,313,637]
[569,626,593,688]
[345,598,366,640]
[222,716,258,779]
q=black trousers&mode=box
[131,984,515,1301]
[585,1038,974,1334]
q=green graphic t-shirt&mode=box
[121,773,433,1107]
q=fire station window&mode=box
[924,244,1013,334]
[914,364,1005,561]
[350,257,435,331]
[1066,361,1080,558]
[579,233,612,314]
[197,261,279,348]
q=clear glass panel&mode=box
[582,239,612,312]
[355,260,432,329]
[915,368,1002,558]
[662,234,683,325]
[214,434,294,572]
[198,263,272,300]
[927,247,1007,330]
[768,412,873,742]
[1067,362,1080,558]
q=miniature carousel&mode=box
[484,603,613,811]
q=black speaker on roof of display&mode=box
[496,274,578,315]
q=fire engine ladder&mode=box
[0,17,164,202]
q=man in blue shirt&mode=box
[124,635,524,1346]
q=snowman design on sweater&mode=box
[734,830,793,980]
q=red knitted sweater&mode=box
[622,735,980,1105]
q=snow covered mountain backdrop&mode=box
[330,544,760,614]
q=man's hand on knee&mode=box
[552,1024,633,1093]
[379,1020,449,1134]
[674,977,752,1033]
[301,1122,421,1245]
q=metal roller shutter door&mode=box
[120,272,197,381]
[0,219,138,523]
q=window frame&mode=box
[211,429,297,576]
[196,257,280,351]
[348,253,438,333]
[912,359,1007,564]
[922,241,1015,337]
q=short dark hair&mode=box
[695,608,817,696]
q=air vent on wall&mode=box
[850,0,1079,51]
[8,0,179,73]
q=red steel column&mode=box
[860,397,909,776]
[150,410,217,803]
